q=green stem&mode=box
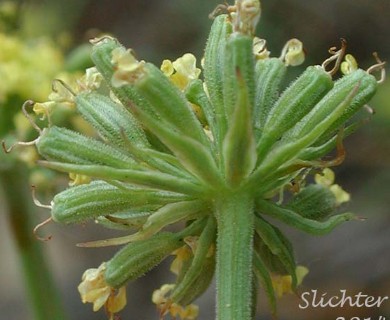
[0,163,66,320]
[215,190,255,320]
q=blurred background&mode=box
[0,0,389,319]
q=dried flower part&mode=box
[78,263,127,314]
[230,0,261,35]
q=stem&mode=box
[215,190,255,320]
[0,163,66,320]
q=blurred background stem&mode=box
[0,163,66,320]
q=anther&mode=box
[322,39,347,76]
[22,100,42,134]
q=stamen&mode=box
[367,52,386,84]
[89,35,117,45]
[52,79,76,97]
[363,104,375,115]
[2,139,37,153]
[209,3,230,19]
[321,39,347,76]
[33,217,53,241]
[22,100,42,134]
[31,185,53,210]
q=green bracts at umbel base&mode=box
[25,1,384,319]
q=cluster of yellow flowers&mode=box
[0,32,63,102]
[78,263,127,320]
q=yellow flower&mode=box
[77,67,103,92]
[170,303,199,320]
[0,33,63,102]
[314,168,350,205]
[253,37,270,60]
[152,284,199,320]
[170,245,192,275]
[111,47,145,87]
[271,265,309,298]
[69,172,91,186]
[78,263,127,319]
[161,53,201,90]
[280,38,305,66]
[33,101,55,120]
[341,54,358,75]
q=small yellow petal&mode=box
[33,101,55,120]
[78,263,127,315]
[341,54,358,75]
[271,265,309,298]
[77,67,103,92]
[152,284,175,305]
[170,246,192,275]
[296,265,309,286]
[253,37,270,60]
[179,304,199,320]
[329,184,351,205]
[111,47,145,87]
[161,59,174,76]
[69,172,91,186]
[281,38,305,66]
[314,168,335,187]
[106,287,127,313]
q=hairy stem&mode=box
[215,190,255,320]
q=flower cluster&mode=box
[0,33,63,102]
[15,0,384,319]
